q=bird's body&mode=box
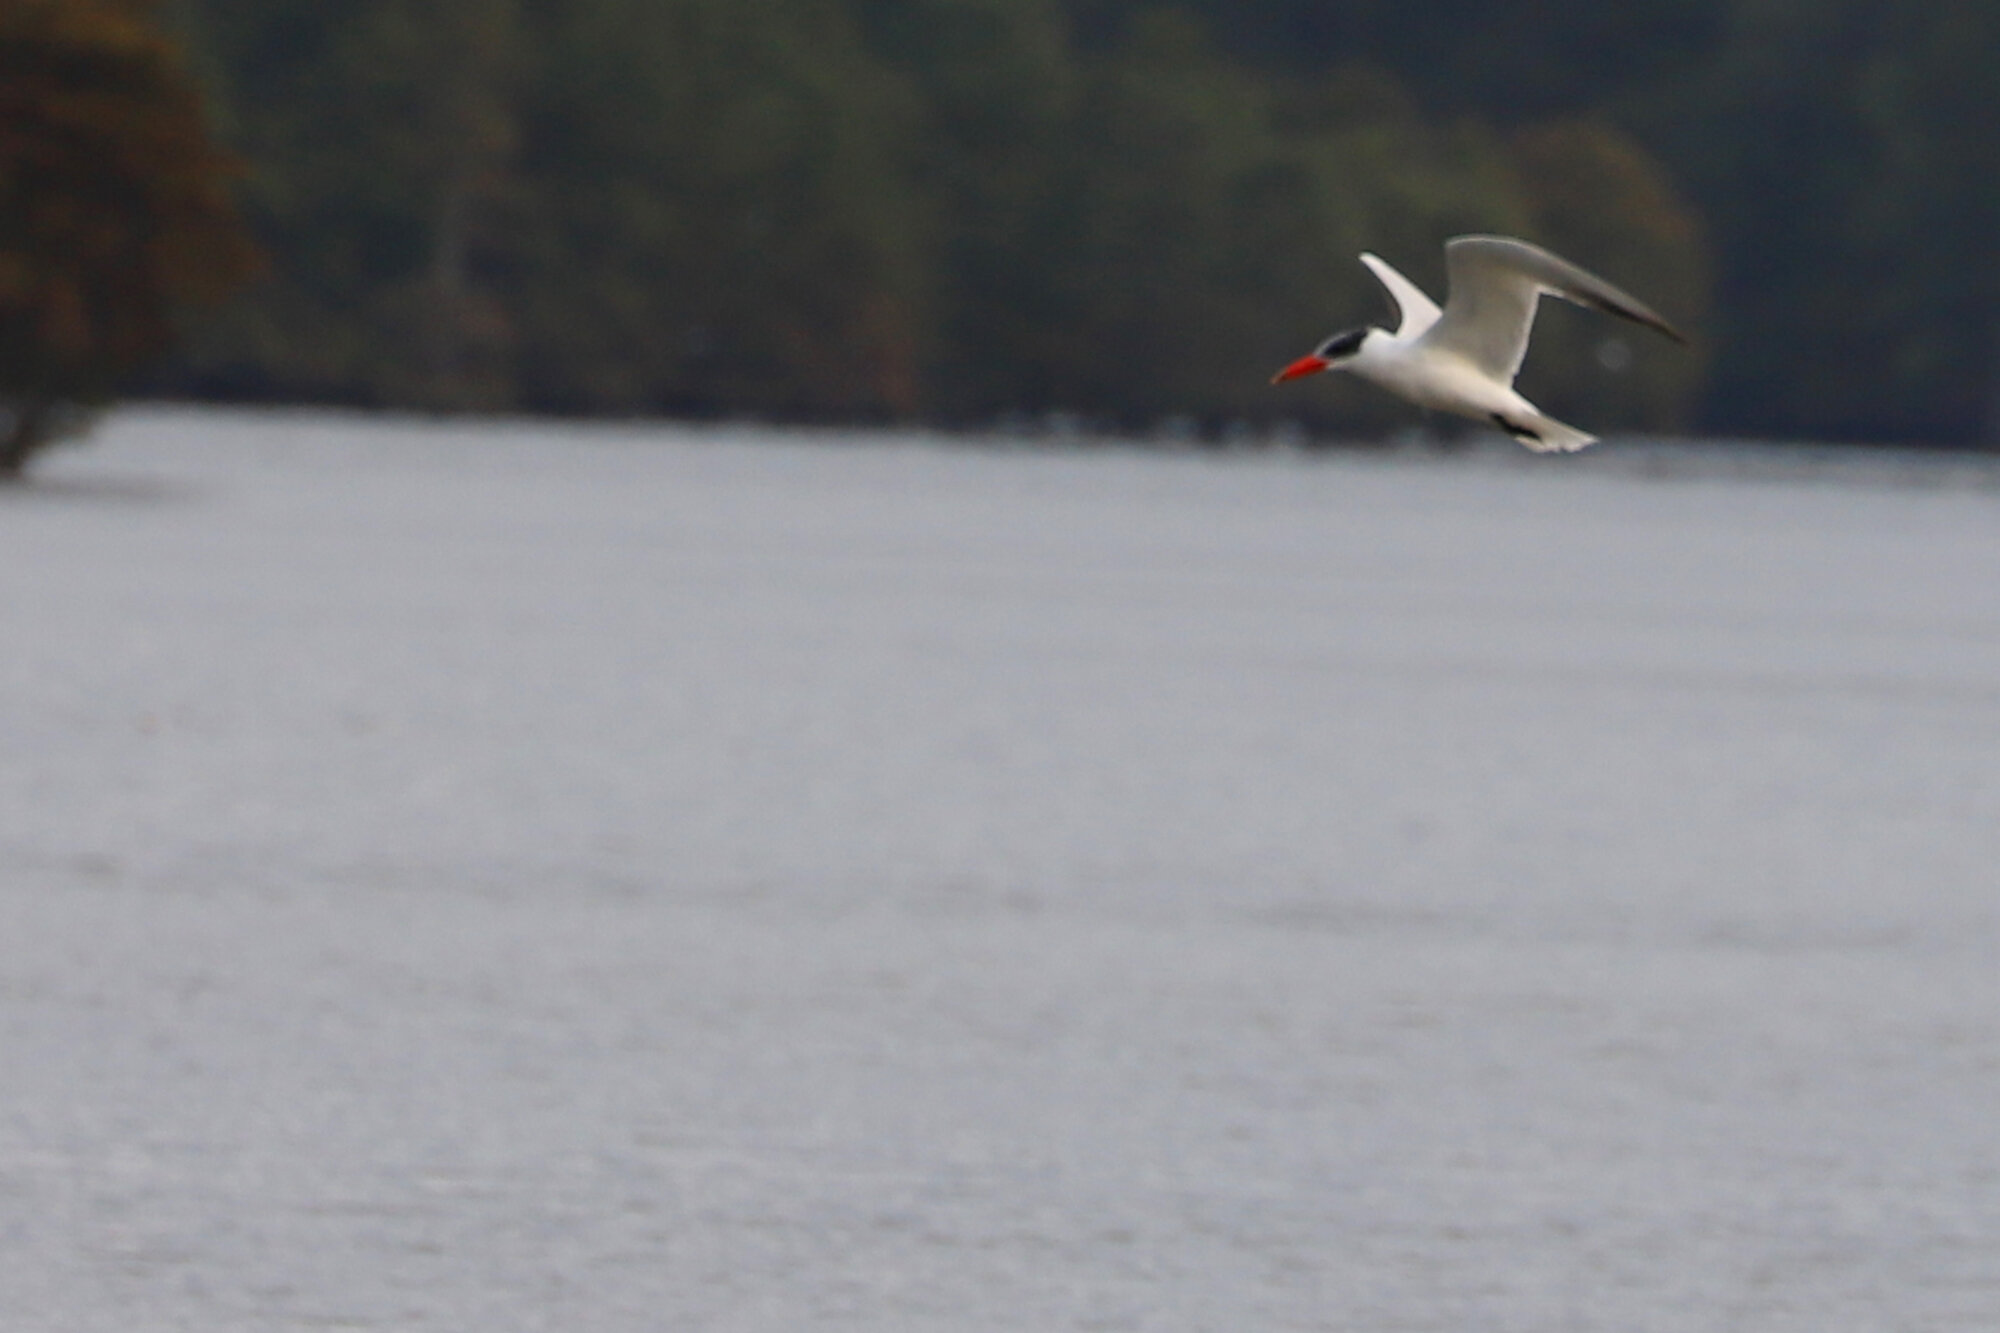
[1273,235,1687,452]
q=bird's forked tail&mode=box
[1491,411,1599,453]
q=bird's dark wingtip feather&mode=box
[1639,311,1691,346]
[1579,293,1689,346]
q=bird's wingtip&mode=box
[1634,308,1692,346]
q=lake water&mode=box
[3,409,1999,1331]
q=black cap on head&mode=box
[1317,327,1370,361]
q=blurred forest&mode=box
[119,0,2000,443]
[0,0,257,473]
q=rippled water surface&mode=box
[4,412,1999,1331]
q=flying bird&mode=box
[1272,235,1687,452]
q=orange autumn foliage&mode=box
[0,0,260,470]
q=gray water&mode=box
[3,410,1998,1331]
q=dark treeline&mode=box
[151,0,2000,444]
[0,0,259,474]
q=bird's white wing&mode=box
[1358,252,1441,338]
[1423,235,1686,383]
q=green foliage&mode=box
[1032,19,1532,431]
[1076,0,1733,119]
[167,0,527,407]
[1665,0,2000,441]
[510,0,931,418]
[0,0,258,473]
[183,0,931,418]
[854,0,1079,419]
[160,0,1728,440]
